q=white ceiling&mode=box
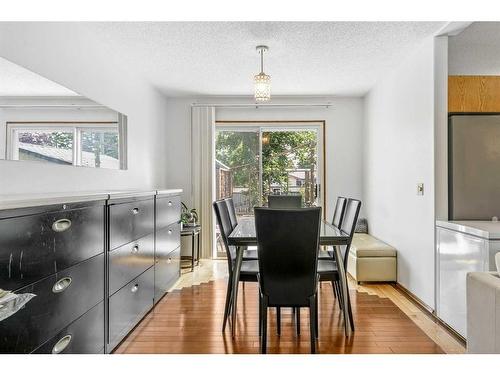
[0,57,79,96]
[80,22,446,97]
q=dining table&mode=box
[227,216,353,338]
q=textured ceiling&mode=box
[0,57,78,96]
[79,22,446,97]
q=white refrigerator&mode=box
[436,220,500,338]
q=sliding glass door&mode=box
[214,122,324,258]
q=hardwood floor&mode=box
[114,263,458,354]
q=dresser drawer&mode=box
[156,195,181,228]
[109,233,154,295]
[0,204,104,291]
[32,301,104,354]
[109,198,154,250]
[156,223,181,256]
[0,253,104,353]
[154,246,180,303]
[108,267,154,350]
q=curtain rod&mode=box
[191,103,332,109]
[0,105,105,108]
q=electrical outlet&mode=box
[417,183,424,196]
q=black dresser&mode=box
[154,190,182,304]
[0,197,107,354]
[0,189,182,354]
[107,191,156,352]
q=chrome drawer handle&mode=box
[132,245,139,254]
[131,207,140,215]
[131,284,139,293]
[167,258,172,264]
[52,277,72,293]
[52,219,72,232]
[168,201,173,206]
[52,334,72,354]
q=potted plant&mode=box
[181,202,199,229]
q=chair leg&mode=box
[296,307,301,335]
[222,278,233,332]
[346,290,355,332]
[336,280,349,337]
[258,293,262,337]
[333,281,343,310]
[309,296,317,354]
[276,307,281,336]
[314,294,319,339]
[260,298,268,354]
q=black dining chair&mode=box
[213,199,260,332]
[332,196,348,228]
[267,194,302,208]
[317,198,361,333]
[224,197,258,260]
[255,207,322,354]
[319,196,347,261]
[225,197,238,230]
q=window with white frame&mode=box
[6,122,120,169]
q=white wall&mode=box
[165,96,364,220]
[363,37,436,308]
[0,23,169,194]
[449,22,500,75]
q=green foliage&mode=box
[81,131,118,159]
[19,131,73,149]
[215,130,317,206]
[216,131,261,208]
[261,131,317,197]
[181,202,199,224]
[81,131,119,167]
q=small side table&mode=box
[180,224,201,271]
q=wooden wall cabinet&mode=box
[449,75,500,113]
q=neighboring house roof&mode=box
[215,159,231,171]
[288,171,306,181]
[18,142,119,169]
[232,187,248,193]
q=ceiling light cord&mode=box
[260,48,264,74]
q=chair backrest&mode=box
[213,200,235,273]
[338,198,362,269]
[254,207,321,306]
[267,194,302,208]
[225,197,238,230]
[332,196,347,228]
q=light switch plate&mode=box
[417,183,424,196]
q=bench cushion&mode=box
[350,233,397,258]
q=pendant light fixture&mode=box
[254,45,271,102]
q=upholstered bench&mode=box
[347,233,397,283]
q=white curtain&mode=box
[191,106,216,259]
